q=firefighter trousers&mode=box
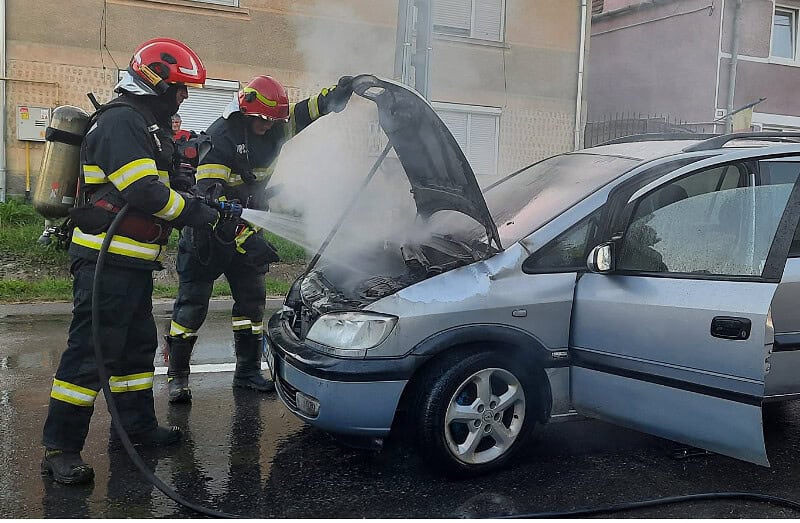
[42,259,159,452]
[170,227,268,341]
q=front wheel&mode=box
[415,349,545,476]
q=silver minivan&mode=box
[266,76,800,475]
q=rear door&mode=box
[761,159,800,399]
[570,154,800,466]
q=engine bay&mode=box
[283,234,495,339]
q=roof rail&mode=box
[683,132,800,152]
[596,133,719,146]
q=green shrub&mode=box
[0,198,39,227]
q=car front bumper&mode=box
[266,312,412,437]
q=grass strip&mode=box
[0,278,290,303]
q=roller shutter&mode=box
[178,84,238,132]
[436,105,500,176]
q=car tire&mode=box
[415,348,544,476]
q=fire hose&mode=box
[91,205,800,519]
[92,200,239,518]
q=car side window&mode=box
[523,209,602,273]
[761,160,800,257]
[791,223,800,257]
[617,162,794,277]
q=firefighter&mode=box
[41,38,220,485]
[166,74,353,402]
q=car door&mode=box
[760,159,800,400]
[570,154,800,466]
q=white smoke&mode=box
[259,2,487,281]
[263,2,423,267]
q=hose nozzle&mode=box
[206,198,242,220]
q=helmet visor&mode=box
[244,112,289,122]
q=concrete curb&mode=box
[0,297,286,317]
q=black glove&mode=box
[176,197,219,228]
[170,163,196,193]
[322,75,353,114]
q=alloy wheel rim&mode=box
[443,367,526,465]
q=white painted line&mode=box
[154,362,269,375]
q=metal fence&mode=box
[584,113,721,148]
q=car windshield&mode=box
[483,153,642,245]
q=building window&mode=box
[178,79,239,132]
[435,103,500,176]
[190,0,239,6]
[761,125,800,133]
[433,0,506,42]
[772,7,797,59]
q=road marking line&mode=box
[154,362,269,375]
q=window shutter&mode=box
[436,109,498,176]
[438,111,469,153]
[433,0,473,35]
[467,113,498,176]
[472,0,504,41]
[179,87,237,132]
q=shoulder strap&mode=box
[78,96,164,202]
[86,96,163,155]
[90,96,158,128]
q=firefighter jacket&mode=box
[70,95,206,270]
[193,88,339,254]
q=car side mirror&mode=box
[587,242,615,273]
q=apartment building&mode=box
[2,0,589,198]
[588,0,800,137]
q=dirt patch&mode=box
[0,251,71,281]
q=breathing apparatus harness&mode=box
[190,113,274,266]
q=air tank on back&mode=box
[33,105,89,219]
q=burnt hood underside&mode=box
[351,75,502,250]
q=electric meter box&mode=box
[17,105,51,141]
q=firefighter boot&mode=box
[109,425,183,451]
[41,449,94,485]
[232,331,275,392]
[166,335,196,403]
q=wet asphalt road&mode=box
[4,304,800,518]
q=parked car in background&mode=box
[266,76,800,476]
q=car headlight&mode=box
[306,312,398,357]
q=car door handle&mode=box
[710,316,751,340]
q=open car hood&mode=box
[352,75,502,250]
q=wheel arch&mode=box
[397,324,559,423]
[410,323,569,368]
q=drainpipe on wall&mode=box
[725,0,742,134]
[575,0,588,150]
[0,0,6,202]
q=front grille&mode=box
[277,374,299,411]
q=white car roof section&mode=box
[578,140,704,161]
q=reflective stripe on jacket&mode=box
[70,98,187,268]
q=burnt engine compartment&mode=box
[284,235,495,339]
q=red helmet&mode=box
[238,76,290,121]
[129,38,206,94]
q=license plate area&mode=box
[264,338,276,380]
